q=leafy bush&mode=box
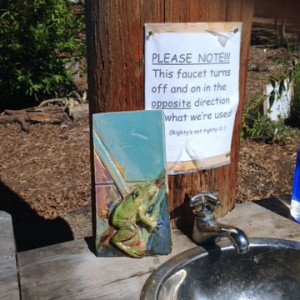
[0,0,85,111]
[243,113,293,144]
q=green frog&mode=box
[110,183,161,258]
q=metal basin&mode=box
[141,238,300,300]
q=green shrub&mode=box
[243,113,290,144]
[0,0,85,111]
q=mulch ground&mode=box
[236,139,298,202]
[0,120,91,219]
[0,120,93,245]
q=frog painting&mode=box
[93,111,171,258]
[110,181,166,258]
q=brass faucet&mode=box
[190,191,249,254]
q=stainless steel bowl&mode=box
[141,238,300,300]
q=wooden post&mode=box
[86,0,254,229]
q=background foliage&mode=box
[242,53,300,144]
[0,0,85,111]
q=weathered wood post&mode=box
[85,0,254,229]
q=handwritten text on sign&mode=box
[145,23,242,173]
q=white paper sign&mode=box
[145,23,242,173]
[264,79,293,121]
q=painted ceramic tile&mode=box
[93,110,171,258]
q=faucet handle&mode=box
[189,190,221,209]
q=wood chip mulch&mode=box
[236,138,298,202]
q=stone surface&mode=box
[0,211,19,300]
[17,202,300,299]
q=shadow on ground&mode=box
[254,194,298,223]
[0,181,73,252]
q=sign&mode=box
[145,23,242,174]
[264,79,293,121]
